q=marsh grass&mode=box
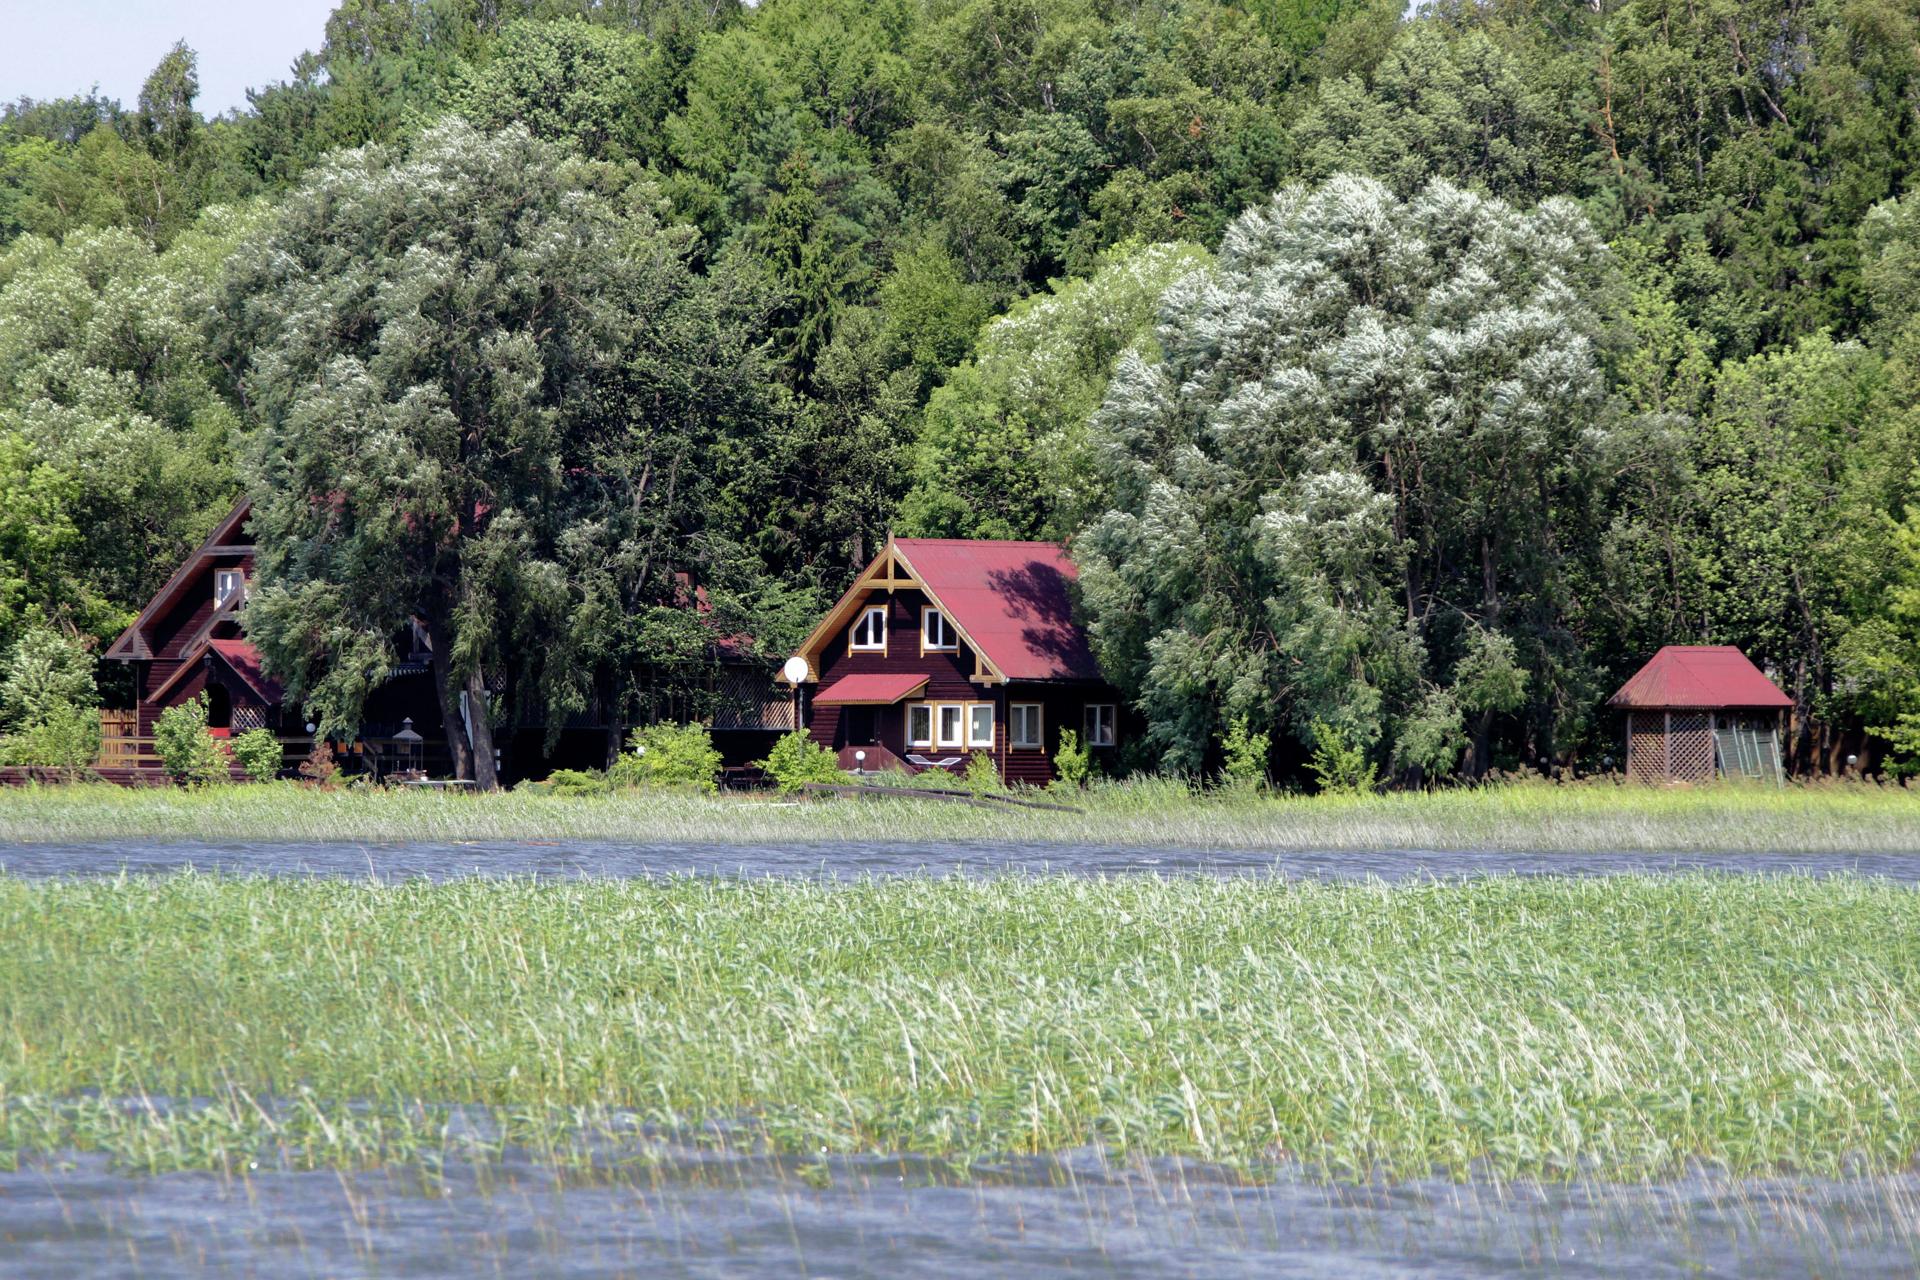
[3,871,1919,1179]
[4,778,1920,851]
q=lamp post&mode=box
[393,717,424,781]
[782,655,809,733]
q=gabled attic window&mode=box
[921,607,957,652]
[850,604,887,652]
[214,569,245,608]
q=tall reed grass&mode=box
[4,778,1920,851]
[3,871,1917,1178]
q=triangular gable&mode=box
[791,538,1008,685]
[106,498,253,661]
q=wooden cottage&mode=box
[788,537,1123,785]
[1607,645,1792,784]
[102,498,794,783]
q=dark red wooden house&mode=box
[788,537,1122,784]
[1607,645,1792,783]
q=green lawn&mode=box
[3,777,1920,851]
[3,871,1918,1179]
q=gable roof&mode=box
[1607,645,1792,710]
[210,638,285,704]
[105,498,253,662]
[793,536,1103,684]
[892,539,1102,682]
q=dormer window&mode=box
[850,604,887,652]
[214,569,244,608]
[921,606,957,652]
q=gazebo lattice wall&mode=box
[1627,710,1716,784]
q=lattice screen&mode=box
[231,705,271,733]
[1627,711,1667,783]
[1667,711,1715,781]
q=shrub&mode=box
[1307,719,1379,796]
[759,731,845,794]
[299,738,339,787]
[543,768,611,796]
[230,729,284,782]
[153,695,232,786]
[1219,716,1270,793]
[963,750,1003,794]
[0,702,101,776]
[608,721,722,793]
[0,626,96,731]
[1053,729,1091,789]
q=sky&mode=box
[0,0,339,117]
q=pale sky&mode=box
[0,0,339,118]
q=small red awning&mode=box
[814,672,929,705]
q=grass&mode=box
[3,777,1920,851]
[3,870,1919,1179]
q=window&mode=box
[850,604,887,651]
[1011,703,1043,749]
[937,703,966,748]
[1085,703,1117,747]
[908,703,933,747]
[921,607,957,652]
[214,569,244,608]
[968,703,994,748]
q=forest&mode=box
[3,0,1920,783]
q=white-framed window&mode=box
[214,569,245,608]
[908,703,933,747]
[1085,703,1117,747]
[1011,703,1043,749]
[849,604,887,651]
[921,606,957,652]
[968,703,994,748]
[937,703,966,748]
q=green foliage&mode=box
[0,702,101,774]
[152,695,230,787]
[0,626,96,730]
[962,750,1003,795]
[1218,717,1270,793]
[542,768,612,797]
[1052,729,1091,790]
[1307,720,1378,796]
[609,721,723,793]
[758,730,845,794]
[228,728,283,783]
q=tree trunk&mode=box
[466,666,501,790]
[603,670,625,770]
[427,613,474,782]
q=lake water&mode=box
[5,839,1918,1277]
[5,1147,1919,1279]
[5,838,1920,881]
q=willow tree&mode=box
[1076,175,1613,779]
[221,119,701,787]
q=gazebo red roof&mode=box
[1607,646,1791,710]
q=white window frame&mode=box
[936,703,966,749]
[214,569,244,608]
[1085,703,1117,747]
[849,604,887,652]
[1011,703,1043,749]
[921,606,957,653]
[968,703,995,749]
[907,703,933,748]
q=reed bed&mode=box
[4,777,1920,851]
[3,871,1918,1179]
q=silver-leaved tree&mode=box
[1076,174,1614,781]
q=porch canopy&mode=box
[813,672,928,706]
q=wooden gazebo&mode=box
[1608,646,1792,784]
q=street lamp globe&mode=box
[782,655,809,685]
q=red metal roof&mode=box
[209,638,285,705]
[892,539,1103,682]
[815,672,930,705]
[1607,646,1792,710]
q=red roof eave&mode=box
[814,672,930,706]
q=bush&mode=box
[0,626,96,731]
[543,767,611,796]
[759,731,845,794]
[230,729,284,782]
[299,738,340,787]
[153,695,232,786]
[609,721,722,793]
[1053,729,1091,789]
[963,750,1003,794]
[1219,716,1270,793]
[1307,719,1379,796]
[0,702,101,776]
